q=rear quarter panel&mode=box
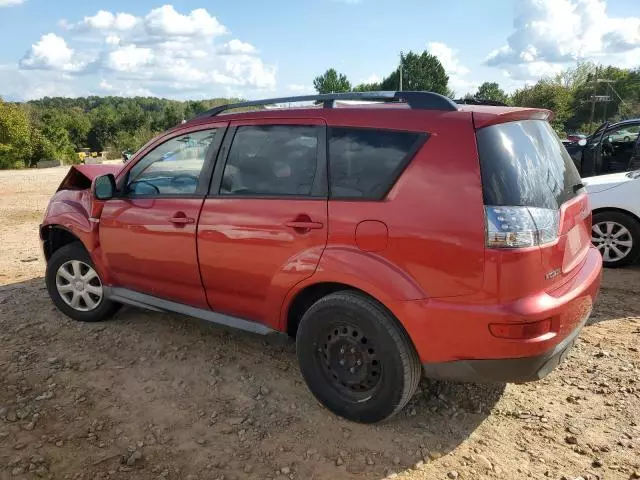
[322,109,486,299]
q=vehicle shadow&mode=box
[0,277,504,479]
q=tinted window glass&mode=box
[329,128,421,199]
[221,125,318,196]
[128,129,216,196]
[477,120,582,209]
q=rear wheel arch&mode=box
[286,282,359,337]
[285,281,416,346]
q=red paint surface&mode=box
[40,104,602,369]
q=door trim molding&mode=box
[104,286,277,335]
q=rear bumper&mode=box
[421,311,586,383]
[391,246,602,383]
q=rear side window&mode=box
[328,128,423,199]
[477,120,582,209]
[220,125,318,196]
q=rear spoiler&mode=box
[470,108,553,129]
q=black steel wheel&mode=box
[296,291,421,423]
[318,323,382,399]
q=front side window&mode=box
[328,128,423,199]
[220,125,318,196]
[127,129,217,196]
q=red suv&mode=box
[41,91,602,423]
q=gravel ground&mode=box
[1,166,639,480]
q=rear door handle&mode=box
[169,215,195,225]
[285,221,323,230]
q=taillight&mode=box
[485,206,559,249]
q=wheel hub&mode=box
[319,324,381,394]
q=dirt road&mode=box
[1,167,639,480]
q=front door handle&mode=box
[285,221,323,230]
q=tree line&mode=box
[1,48,639,169]
[0,97,240,169]
[314,51,640,135]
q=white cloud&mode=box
[81,10,139,30]
[427,42,476,94]
[0,0,25,6]
[485,0,640,81]
[99,79,114,91]
[287,84,313,93]
[20,33,84,72]
[361,73,381,85]
[224,55,276,89]
[15,5,278,100]
[427,42,469,76]
[98,79,154,97]
[217,39,257,55]
[105,35,120,46]
[144,5,227,38]
[105,45,154,72]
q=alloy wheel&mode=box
[55,260,103,311]
[592,221,634,263]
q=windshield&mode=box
[477,120,583,209]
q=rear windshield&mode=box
[477,120,582,209]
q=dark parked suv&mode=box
[41,91,602,423]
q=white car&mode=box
[583,170,640,267]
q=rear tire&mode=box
[296,291,421,423]
[592,211,640,268]
[46,242,120,322]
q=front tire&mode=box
[296,291,421,423]
[592,211,640,268]
[45,242,120,322]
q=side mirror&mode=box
[578,139,587,146]
[93,174,116,200]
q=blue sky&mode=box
[0,0,639,101]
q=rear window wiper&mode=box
[573,182,585,193]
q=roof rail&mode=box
[454,98,509,107]
[196,91,458,118]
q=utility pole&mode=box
[589,65,599,129]
[399,51,404,91]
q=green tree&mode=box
[352,82,382,92]
[313,68,352,94]
[0,100,32,168]
[380,51,449,95]
[36,109,76,162]
[474,82,508,104]
[64,108,91,150]
[88,104,119,151]
[162,102,185,129]
[511,80,573,135]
